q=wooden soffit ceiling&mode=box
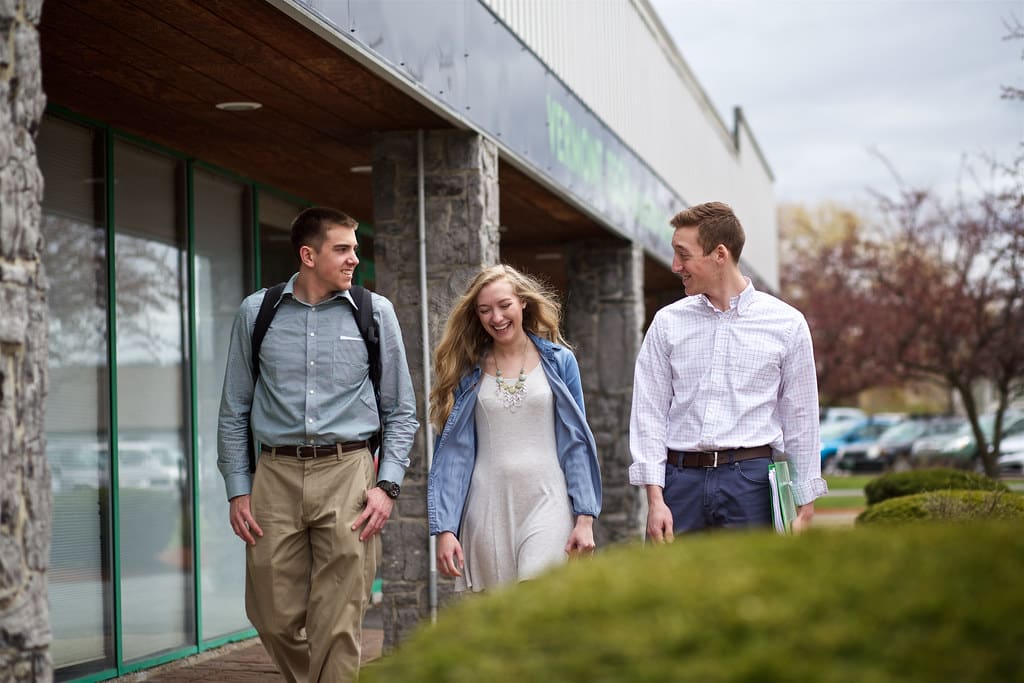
[39,0,637,284]
[39,0,449,220]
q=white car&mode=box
[996,433,1024,474]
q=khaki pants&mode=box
[246,448,379,683]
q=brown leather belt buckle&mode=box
[295,444,318,460]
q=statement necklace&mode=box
[493,340,529,411]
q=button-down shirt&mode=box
[217,274,419,500]
[629,280,826,505]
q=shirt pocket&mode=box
[733,347,781,389]
[333,336,368,384]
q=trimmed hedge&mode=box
[863,468,1006,505]
[365,524,1024,683]
[857,489,1024,525]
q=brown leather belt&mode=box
[666,445,772,468]
[263,441,369,459]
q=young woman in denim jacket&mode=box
[427,265,602,592]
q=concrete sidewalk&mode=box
[113,611,383,682]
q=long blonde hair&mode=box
[429,264,569,432]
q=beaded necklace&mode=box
[493,339,529,411]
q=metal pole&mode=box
[417,130,438,623]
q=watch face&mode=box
[378,481,400,499]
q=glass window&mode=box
[258,193,303,287]
[39,116,116,677]
[113,139,195,662]
[193,167,252,639]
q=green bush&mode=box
[857,489,1024,525]
[365,524,1024,683]
[863,468,1006,505]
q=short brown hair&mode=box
[669,201,745,263]
[290,207,358,259]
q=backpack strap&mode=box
[348,285,384,456]
[251,282,287,382]
[247,282,286,472]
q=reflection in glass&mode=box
[38,115,116,677]
[193,168,251,638]
[258,193,303,287]
[113,139,195,661]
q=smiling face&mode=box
[671,225,720,297]
[475,278,527,348]
[304,223,359,294]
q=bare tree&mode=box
[863,155,1024,475]
[779,203,895,405]
[1002,14,1024,101]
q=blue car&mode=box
[819,416,902,467]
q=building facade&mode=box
[30,1,777,680]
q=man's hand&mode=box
[352,486,394,541]
[792,502,814,533]
[229,494,263,546]
[646,485,674,544]
[436,531,464,577]
[565,515,596,557]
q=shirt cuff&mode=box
[791,477,829,506]
[629,461,666,488]
[377,460,406,487]
[224,472,253,500]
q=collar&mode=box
[696,277,756,315]
[279,273,356,308]
[528,331,560,360]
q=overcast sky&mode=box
[649,0,1024,208]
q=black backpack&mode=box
[247,283,382,472]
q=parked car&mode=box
[907,412,1024,470]
[49,444,108,492]
[820,416,902,469]
[51,440,185,492]
[835,416,965,473]
[118,441,185,491]
[819,406,867,424]
[996,432,1024,475]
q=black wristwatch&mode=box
[376,480,401,499]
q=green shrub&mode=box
[863,468,1006,505]
[365,524,1024,683]
[857,489,1024,525]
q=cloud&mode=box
[651,0,1023,204]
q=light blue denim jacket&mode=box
[427,333,602,536]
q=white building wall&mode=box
[482,0,779,289]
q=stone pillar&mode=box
[0,0,51,681]
[371,130,499,648]
[565,240,645,545]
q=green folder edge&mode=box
[769,460,798,534]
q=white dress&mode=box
[456,366,575,592]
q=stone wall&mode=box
[371,130,499,648]
[0,0,51,680]
[565,240,645,545]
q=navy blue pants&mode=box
[661,457,774,533]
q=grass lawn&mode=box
[817,473,877,510]
[825,474,878,491]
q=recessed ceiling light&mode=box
[215,101,262,111]
[349,165,373,174]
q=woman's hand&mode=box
[436,531,464,577]
[564,515,596,557]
